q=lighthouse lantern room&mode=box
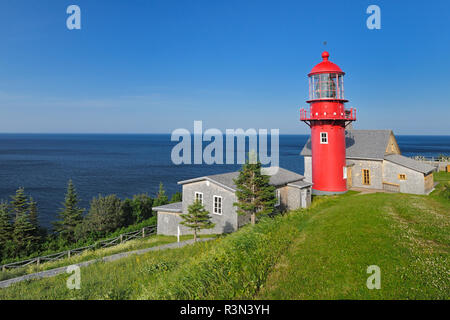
[300,51,356,195]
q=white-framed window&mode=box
[320,132,328,144]
[275,189,281,207]
[213,195,222,215]
[194,192,203,204]
[343,166,347,179]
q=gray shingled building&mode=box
[301,130,436,195]
[154,167,312,236]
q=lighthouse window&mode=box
[310,73,344,100]
[363,169,371,185]
[320,132,328,144]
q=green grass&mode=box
[0,234,212,282]
[0,173,448,300]
[433,171,450,183]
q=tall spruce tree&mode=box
[180,200,215,241]
[28,197,39,229]
[54,180,84,243]
[0,201,12,246]
[170,191,182,203]
[28,197,43,242]
[153,182,169,207]
[233,160,277,225]
[11,188,37,254]
[10,187,28,220]
[0,201,12,260]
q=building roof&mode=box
[153,202,182,213]
[178,167,306,192]
[301,129,393,160]
[287,180,314,189]
[384,154,435,174]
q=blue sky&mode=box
[0,0,449,134]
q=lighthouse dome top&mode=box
[308,51,344,76]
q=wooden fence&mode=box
[1,225,156,272]
[410,156,450,172]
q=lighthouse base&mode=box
[312,189,347,196]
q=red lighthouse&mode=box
[300,51,356,195]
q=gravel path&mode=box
[0,238,213,289]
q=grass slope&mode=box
[259,192,449,299]
[0,234,212,282]
[1,173,448,300]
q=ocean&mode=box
[0,134,449,228]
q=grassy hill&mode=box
[0,173,448,300]
[0,234,206,283]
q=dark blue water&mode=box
[0,134,448,228]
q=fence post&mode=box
[37,257,40,267]
[68,250,71,259]
[120,234,123,243]
[142,228,145,238]
[2,265,5,272]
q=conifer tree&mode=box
[233,159,277,225]
[10,187,28,220]
[0,201,12,246]
[0,201,12,260]
[28,197,39,230]
[170,191,183,203]
[153,182,169,207]
[11,188,36,253]
[180,200,215,241]
[54,180,84,243]
[28,197,43,242]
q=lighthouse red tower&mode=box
[300,51,356,195]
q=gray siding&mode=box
[286,185,312,210]
[304,156,312,182]
[287,186,301,210]
[347,159,383,190]
[383,160,426,195]
[304,155,430,195]
[182,180,238,234]
[157,211,186,235]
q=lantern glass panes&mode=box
[310,73,344,100]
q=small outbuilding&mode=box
[154,167,312,236]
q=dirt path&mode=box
[0,238,213,289]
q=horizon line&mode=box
[0,132,449,136]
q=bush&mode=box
[441,183,450,200]
[75,195,124,240]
